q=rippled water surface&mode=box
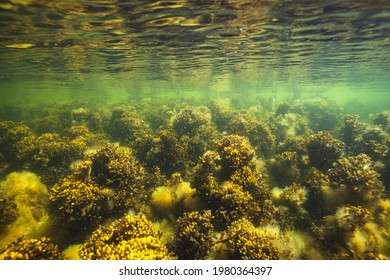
[0,0,389,103]
[1,1,390,261]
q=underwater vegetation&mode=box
[0,237,63,260]
[78,214,175,260]
[0,97,389,260]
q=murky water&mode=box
[1,0,389,104]
[0,0,389,260]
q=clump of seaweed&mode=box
[274,102,290,117]
[215,134,256,177]
[379,139,390,190]
[133,104,219,176]
[0,119,89,186]
[372,111,390,133]
[292,98,341,132]
[230,162,271,205]
[150,173,199,219]
[0,171,49,248]
[0,120,35,166]
[171,105,210,137]
[341,114,362,154]
[27,105,73,135]
[68,107,106,133]
[107,106,150,145]
[226,114,276,158]
[268,151,301,186]
[307,131,344,172]
[74,143,148,215]
[132,128,187,177]
[180,123,221,167]
[335,205,369,232]
[354,126,388,161]
[79,214,175,260]
[142,103,174,131]
[204,177,262,230]
[269,111,312,145]
[172,210,214,260]
[0,192,18,229]
[0,237,63,260]
[339,114,388,160]
[272,183,310,230]
[207,100,236,132]
[222,219,280,260]
[192,135,272,229]
[275,135,310,169]
[302,167,330,218]
[328,153,384,205]
[48,177,115,228]
[23,132,87,186]
[310,204,387,259]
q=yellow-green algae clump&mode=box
[0,171,49,248]
[48,176,114,227]
[192,135,272,229]
[73,143,149,215]
[0,237,63,260]
[172,210,214,260]
[223,219,280,260]
[79,213,175,260]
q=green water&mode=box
[0,0,390,260]
[0,0,389,107]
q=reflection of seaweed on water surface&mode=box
[0,97,389,259]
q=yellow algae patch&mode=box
[0,171,49,248]
[275,230,312,260]
[79,214,175,260]
[152,218,175,244]
[174,181,193,200]
[6,43,36,49]
[150,180,199,217]
[348,228,368,256]
[174,181,199,210]
[63,244,82,260]
[377,198,390,230]
[150,186,174,213]
[271,187,283,200]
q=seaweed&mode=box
[0,97,389,260]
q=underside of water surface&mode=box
[0,0,389,260]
